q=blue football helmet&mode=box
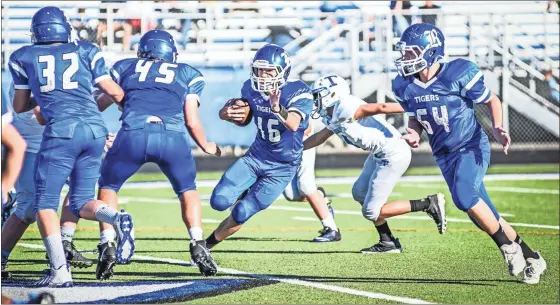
[137,30,178,63]
[31,6,72,44]
[395,23,445,77]
[250,44,291,92]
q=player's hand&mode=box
[219,103,247,123]
[203,142,222,157]
[492,126,510,155]
[104,133,116,152]
[269,88,281,111]
[401,128,420,148]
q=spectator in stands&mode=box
[419,1,441,25]
[546,0,559,13]
[543,70,559,104]
[97,0,134,51]
[390,1,413,37]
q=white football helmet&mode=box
[310,75,350,118]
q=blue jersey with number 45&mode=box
[241,79,313,164]
[110,58,204,132]
[8,41,109,138]
[393,58,492,157]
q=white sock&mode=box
[44,234,67,270]
[100,229,117,244]
[321,215,337,231]
[188,227,203,241]
[61,226,75,243]
[94,205,119,225]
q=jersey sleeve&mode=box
[459,61,492,104]
[85,43,111,85]
[185,68,205,102]
[285,82,313,120]
[109,60,125,86]
[240,80,252,100]
[392,76,414,116]
[334,97,361,124]
[8,51,30,90]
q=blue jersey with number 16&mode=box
[393,58,492,157]
[110,58,204,132]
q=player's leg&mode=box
[207,161,296,248]
[1,151,37,279]
[33,136,76,287]
[210,156,258,212]
[157,128,217,276]
[374,148,446,234]
[297,147,339,242]
[94,129,145,279]
[58,193,93,268]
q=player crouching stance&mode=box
[205,44,313,249]
[305,75,446,253]
[359,23,546,283]
[95,30,220,277]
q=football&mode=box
[226,98,252,126]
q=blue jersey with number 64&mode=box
[393,58,492,157]
[110,58,205,132]
[8,41,108,138]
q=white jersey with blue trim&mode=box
[393,58,491,157]
[323,95,403,156]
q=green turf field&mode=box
[2,167,559,304]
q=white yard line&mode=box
[16,243,434,304]
[399,183,559,195]
[123,173,559,189]
[120,197,559,230]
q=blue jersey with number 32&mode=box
[110,58,204,132]
[8,41,108,138]
[241,79,313,164]
[393,58,492,157]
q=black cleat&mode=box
[361,238,403,254]
[1,258,10,280]
[312,226,341,242]
[96,241,117,280]
[425,193,447,234]
[2,191,17,228]
[190,240,217,276]
[63,240,94,269]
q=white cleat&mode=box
[34,265,73,288]
[522,252,547,284]
[500,243,526,276]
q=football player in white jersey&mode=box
[282,115,340,242]
[304,75,446,253]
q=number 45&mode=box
[416,105,450,135]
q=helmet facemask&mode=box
[250,61,287,92]
[311,86,338,119]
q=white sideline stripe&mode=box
[120,197,559,230]
[293,216,317,222]
[17,243,433,304]
[123,173,560,189]
[202,218,221,223]
[400,183,560,195]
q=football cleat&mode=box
[115,210,135,264]
[425,193,447,234]
[500,242,526,276]
[62,240,93,269]
[312,227,341,242]
[522,252,547,284]
[34,265,73,288]
[2,191,17,229]
[190,240,218,276]
[96,241,117,280]
[27,292,55,304]
[1,257,10,279]
[361,238,403,254]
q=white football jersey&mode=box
[322,95,404,156]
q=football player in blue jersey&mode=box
[8,6,134,287]
[205,44,313,249]
[357,23,546,284]
[95,30,220,278]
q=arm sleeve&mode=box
[87,45,111,85]
[8,53,30,90]
[186,70,205,101]
[459,61,492,104]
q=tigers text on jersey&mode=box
[241,79,313,164]
[110,58,204,132]
[393,58,492,157]
[8,40,108,139]
[322,95,403,156]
